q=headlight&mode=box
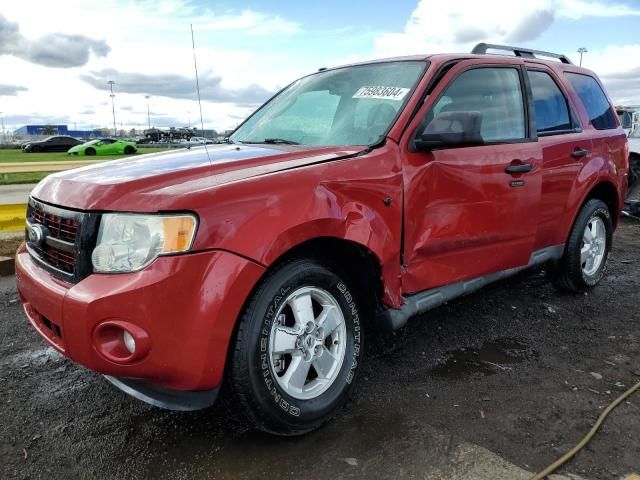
[91,213,197,273]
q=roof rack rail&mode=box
[471,43,573,65]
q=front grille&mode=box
[26,198,99,283]
[30,204,79,273]
[31,206,79,242]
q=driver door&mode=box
[401,60,543,293]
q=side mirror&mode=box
[414,111,483,151]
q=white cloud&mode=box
[580,45,640,104]
[0,0,306,132]
[193,10,300,36]
[374,0,640,57]
[557,0,640,18]
[373,0,640,104]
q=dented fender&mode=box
[188,143,406,308]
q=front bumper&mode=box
[16,246,265,394]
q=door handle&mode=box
[505,163,533,174]
[570,148,589,159]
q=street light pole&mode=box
[108,80,117,137]
[577,47,588,67]
[0,111,5,143]
[145,95,151,129]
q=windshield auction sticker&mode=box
[352,86,410,100]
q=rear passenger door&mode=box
[525,66,591,250]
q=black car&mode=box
[22,136,83,153]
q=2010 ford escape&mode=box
[16,44,628,435]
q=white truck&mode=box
[617,106,640,136]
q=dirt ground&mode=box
[1,220,639,480]
[0,235,22,257]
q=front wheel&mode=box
[551,199,612,292]
[227,259,363,435]
[85,147,96,156]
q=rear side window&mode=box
[565,73,616,130]
[528,70,571,133]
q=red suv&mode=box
[16,44,628,435]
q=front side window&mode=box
[528,70,571,134]
[565,73,616,130]
[426,67,526,143]
[231,61,426,147]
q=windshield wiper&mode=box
[264,138,301,145]
[241,138,301,145]
[238,138,302,145]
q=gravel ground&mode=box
[1,220,639,479]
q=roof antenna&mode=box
[190,24,211,164]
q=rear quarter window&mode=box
[565,73,617,130]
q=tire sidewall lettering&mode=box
[581,206,611,285]
[257,276,361,418]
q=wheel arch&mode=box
[265,236,387,323]
[560,173,621,246]
[583,180,619,226]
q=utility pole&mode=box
[145,95,151,129]
[108,80,117,137]
[0,111,5,143]
[577,47,588,67]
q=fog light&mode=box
[123,331,136,354]
[93,320,151,363]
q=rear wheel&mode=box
[551,199,612,292]
[124,146,135,154]
[85,147,96,156]
[227,259,363,435]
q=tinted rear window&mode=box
[528,71,571,133]
[565,73,616,130]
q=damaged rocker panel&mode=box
[379,244,565,331]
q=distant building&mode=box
[195,129,219,139]
[14,125,102,139]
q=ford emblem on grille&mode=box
[27,224,46,246]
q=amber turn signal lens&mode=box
[162,216,197,253]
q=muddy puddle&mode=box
[144,411,451,479]
[430,338,538,378]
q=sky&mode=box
[0,0,639,134]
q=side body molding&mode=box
[378,245,565,331]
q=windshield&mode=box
[231,61,426,147]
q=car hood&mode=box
[31,143,364,211]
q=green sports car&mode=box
[68,138,138,156]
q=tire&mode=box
[629,154,640,190]
[227,259,363,435]
[85,147,96,156]
[551,199,612,292]
[31,145,41,153]
[124,146,135,154]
